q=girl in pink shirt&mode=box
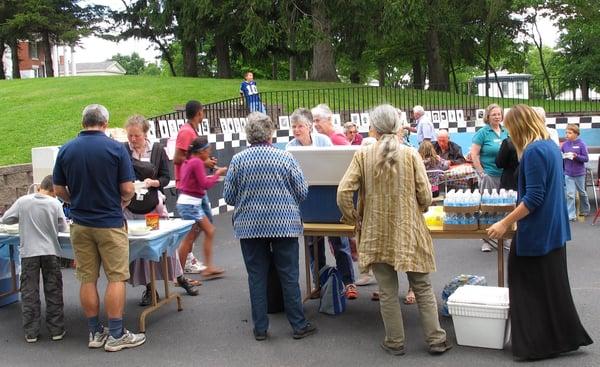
[176,137,227,280]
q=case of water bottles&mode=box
[442,189,517,231]
[443,189,482,230]
[479,189,517,230]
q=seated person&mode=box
[433,130,465,165]
[419,140,449,197]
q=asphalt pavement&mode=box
[1,212,599,367]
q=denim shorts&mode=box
[176,203,205,222]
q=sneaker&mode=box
[253,329,268,341]
[345,284,359,300]
[88,326,109,348]
[429,341,453,355]
[355,274,375,286]
[51,330,66,341]
[293,322,317,339]
[481,242,493,252]
[177,276,199,296]
[139,289,159,307]
[380,342,405,356]
[184,253,206,274]
[104,329,146,352]
[25,335,38,343]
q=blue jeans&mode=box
[201,195,214,223]
[306,236,355,285]
[240,237,308,333]
[565,175,590,219]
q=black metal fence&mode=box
[149,78,600,135]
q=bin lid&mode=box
[447,285,509,307]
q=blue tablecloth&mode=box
[0,219,194,279]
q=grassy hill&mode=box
[1,75,598,165]
[0,76,342,165]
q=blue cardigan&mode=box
[516,140,571,256]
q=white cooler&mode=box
[447,285,510,349]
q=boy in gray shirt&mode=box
[1,175,68,343]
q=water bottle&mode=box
[499,189,508,205]
[490,189,499,205]
[482,189,491,205]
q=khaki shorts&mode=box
[70,223,130,283]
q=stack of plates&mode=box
[129,225,151,236]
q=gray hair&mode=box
[245,112,275,144]
[311,104,333,120]
[290,108,313,130]
[413,105,425,114]
[124,114,149,134]
[437,129,449,138]
[343,121,357,132]
[370,104,401,178]
[532,106,546,120]
[484,103,502,124]
[82,104,109,127]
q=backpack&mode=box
[440,274,487,316]
[318,266,346,315]
[124,142,164,214]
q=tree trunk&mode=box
[214,34,231,78]
[309,1,339,82]
[42,32,54,77]
[378,63,385,87]
[271,53,277,79]
[182,38,198,77]
[289,54,297,81]
[349,71,360,84]
[426,28,446,91]
[449,55,459,93]
[288,7,298,81]
[10,40,20,79]
[581,79,589,101]
[484,32,492,97]
[412,58,423,89]
[0,41,6,79]
[152,36,176,76]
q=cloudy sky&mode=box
[76,1,561,64]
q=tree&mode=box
[309,1,339,81]
[111,0,178,76]
[550,0,600,101]
[110,52,146,74]
[2,0,104,78]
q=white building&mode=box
[473,73,531,99]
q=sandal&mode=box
[201,267,225,280]
[186,278,203,287]
[403,289,416,305]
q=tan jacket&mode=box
[337,142,436,273]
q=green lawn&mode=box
[1,75,599,166]
[0,76,342,165]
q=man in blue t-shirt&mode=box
[53,104,146,351]
[240,71,266,113]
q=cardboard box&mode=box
[443,223,479,231]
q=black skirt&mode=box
[508,239,593,360]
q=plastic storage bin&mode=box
[447,285,509,349]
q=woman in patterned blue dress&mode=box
[223,112,317,341]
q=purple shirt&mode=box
[561,138,589,177]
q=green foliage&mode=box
[143,63,162,76]
[110,52,146,75]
